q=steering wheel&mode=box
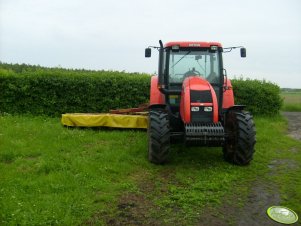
[183,69,202,78]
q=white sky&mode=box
[0,0,300,88]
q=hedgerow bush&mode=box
[0,63,282,116]
[232,78,283,115]
[0,65,150,117]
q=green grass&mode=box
[281,91,301,112]
[0,115,300,225]
[0,116,150,225]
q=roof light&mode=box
[172,45,180,51]
[211,46,218,51]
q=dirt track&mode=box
[282,112,301,141]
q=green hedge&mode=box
[0,63,282,116]
[0,68,150,117]
[232,78,283,116]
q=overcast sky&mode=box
[0,0,300,88]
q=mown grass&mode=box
[0,115,300,225]
[0,116,150,225]
[281,91,301,112]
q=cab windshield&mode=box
[167,49,220,85]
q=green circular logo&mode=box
[267,206,298,224]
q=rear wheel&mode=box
[223,111,256,165]
[148,110,170,164]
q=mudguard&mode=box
[149,76,165,106]
[222,78,235,109]
[180,76,218,124]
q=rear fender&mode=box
[222,78,235,109]
[150,76,165,106]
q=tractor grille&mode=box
[191,106,213,123]
[190,90,212,103]
[185,122,224,146]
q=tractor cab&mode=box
[158,42,223,87]
[146,41,246,120]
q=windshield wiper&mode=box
[170,51,191,69]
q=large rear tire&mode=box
[148,110,170,164]
[223,111,256,165]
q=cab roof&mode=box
[165,41,222,48]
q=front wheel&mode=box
[148,110,170,164]
[223,111,256,165]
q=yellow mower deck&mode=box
[61,113,148,129]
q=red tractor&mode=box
[145,40,256,165]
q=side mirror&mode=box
[145,48,151,57]
[240,48,246,57]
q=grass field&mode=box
[281,91,301,112]
[0,115,300,225]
